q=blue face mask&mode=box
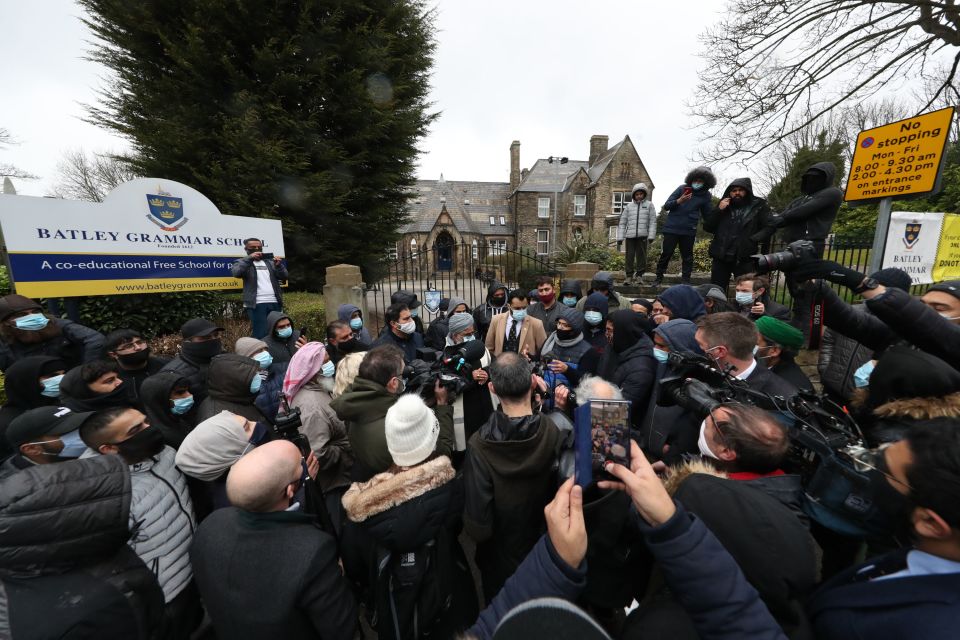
[512,309,526,322]
[735,291,754,306]
[254,351,273,369]
[691,181,705,191]
[40,374,63,398]
[249,374,263,394]
[653,348,670,364]
[410,308,419,318]
[321,360,336,378]
[562,296,577,307]
[171,395,195,415]
[56,430,87,458]
[276,326,293,339]
[349,318,363,330]
[854,360,875,388]
[14,313,49,331]
[584,311,603,326]
[460,334,476,342]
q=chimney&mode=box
[509,140,521,192]
[589,135,609,165]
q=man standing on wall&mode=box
[231,238,288,339]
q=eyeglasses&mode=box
[115,338,148,353]
[849,444,913,493]
[708,408,730,444]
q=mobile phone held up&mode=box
[574,399,632,488]
[681,186,693,197]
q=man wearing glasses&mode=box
[103,328,170,404]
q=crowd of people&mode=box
[1,177,959,640]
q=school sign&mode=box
[0,179,285,298]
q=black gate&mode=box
[365,242,560,337]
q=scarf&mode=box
[282,341,327,401]
[541,329,584,359]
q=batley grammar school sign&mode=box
[0,178,285,298]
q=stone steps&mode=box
[611,271,713,298]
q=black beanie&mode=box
[868,345,960,409]
[869,268,912,292]
[493,598,611,640]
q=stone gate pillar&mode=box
[323,264,366,323]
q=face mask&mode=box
[735,292,754,306]
[539,292,555,305]
[250,374,263,394]
[349,318,363,330]
[182,339,222,361]
[752,345,759,355]
[249,422,269,445]
[14,313,49,331]
[57,429,88,458]
[410,308,419,318]
[556,328,577,341]
[653,348,670,364]
[321,360,336,378]
[691,182,705,191]
[460,334,476,343]
[398,320,416,334]
[853,360,875,388]
[491,296,506,307]
[40,374,63,398]
[337,338,358,354]
[276,326,293,339]
[584,311,603,326]
[117,348,151,368]
[394,377,406,395]
[698,419,719,459]
[512,309,527,322]
[254,351,273,369]
[171,395,195,415]
[116,427,165,462]
[562,296,577,307]
[939,312,960,321]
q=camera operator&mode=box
[694,312,797,399]
[330,345,453,482]
[789,257,960,371]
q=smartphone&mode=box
[574,399,632,487]
[260,252,275,260]
[299,326,308,338]
[682,187,693,197]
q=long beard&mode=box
[1,320,62,345]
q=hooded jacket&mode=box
[598,310,657,427]
[618,182,658,240]
[776,162,843,243]
[0,316,105,373]
[262,311,302,364]
[159,337,223,406]
[196,353,268,424]
[658,284,708,322]
[337,303,372,344]
[575,272,627,313]
[559,279,583,304]
[703,177,772,262]
[341,456,478,639]
[0,455,165,638]
[424,296,467,351]
[472,281,509,341]
[644,320,704,460]
[58,364,135,412]
[661,167,717,236]
[141,371,197,449]
[463,411,561,600]
[0,356,62,457]
[542,306,591,365]
[290,376,353,492]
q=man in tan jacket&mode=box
[485,289,547,357]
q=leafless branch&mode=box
[49,148,138,202]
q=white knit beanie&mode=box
[385,394,440,467]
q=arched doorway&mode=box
[435,232,454,271]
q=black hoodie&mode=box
[195,354,267,424]
[58,365,135,413]
[0,356,64,457]
[777,162,843,244]
[262,311,301,364]
[599,310,657,425]
[702,177,772,262]
[471,281,508,341]
[141,371,197,449]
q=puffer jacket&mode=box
[775,162,844,244]
[129,445,196,602]
[0,455,165,638]
[618,183,657,240]
[0,317,105,373]
[196,353,268,423]
[702,177,772,261]
[661,167,716,236]
[817,306,874,402]
[290,376,354,492]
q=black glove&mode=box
[790,259,866,290]
[768,213,785,228]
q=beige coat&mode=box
[485,313,546,357]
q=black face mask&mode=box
[491,296,506,307]
[556,328,579,341]
[249,421,270,445]
[117,348,151,369]
[117,427,165,463]
[337,338,358,354]
[182,339,223,362]
[868,469,915,541]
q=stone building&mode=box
[396,134,654,269]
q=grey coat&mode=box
[231,255,288,308]
[618,182,657,240]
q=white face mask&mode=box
[735,291,755,306]
[397,320,416,334]
[698,419,719,459]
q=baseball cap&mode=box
[391,290,421,310]
[6,406,95,449]
[180,318,224,339]
[928,280,960,301]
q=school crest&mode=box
[903,222,922,250]
[424,289,442,314]
[145,188,188,231]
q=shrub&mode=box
[282,291,326,335]
[647,237,712,274]
[0,266,11,297]
[76,291,231,336]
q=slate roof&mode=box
[587,138,626,183]
[400,178,513,235]
[516,158,590,193]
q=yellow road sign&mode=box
[845,106,955,202]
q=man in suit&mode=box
[694,312,796,401]
[485,289,546,358]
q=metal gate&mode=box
[365,242,560,337]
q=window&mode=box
[499,216,506,226]
[472,239,478,259]
[574,195,586,217]
[489,215,496,225]
[612,192,627,215]
[410,238,418,257]
[487,240,507,256]
[537,230,550,255]
[538,197,550,218]
[386,243,398,260]
[608,225,619,245]
[573,227,584,241]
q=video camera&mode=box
[752,239,819,274]
[658,351,901,538]
[403,339,487,401]
[274,395,312,457]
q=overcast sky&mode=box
[2,0,741,201]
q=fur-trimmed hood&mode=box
[684,166,717,190]
[661,458,727,496]
[850,389,960,421]
[343,455,455,523]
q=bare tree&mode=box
[50,149,138,202]
[694,0,960,162]
[0,128,38,180]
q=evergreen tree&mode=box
[767,131,847,212]
[80,0,436,287]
